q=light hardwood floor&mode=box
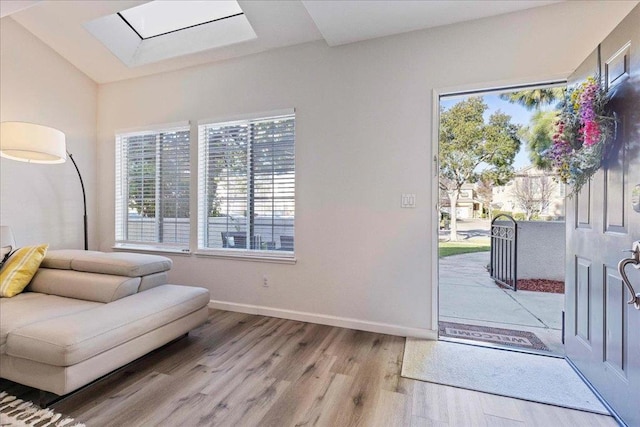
[1,310,617,426]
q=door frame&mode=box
[429,75,567,333]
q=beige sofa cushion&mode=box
[41,250,103,270]
[6,285,210,367]
[0,293,101,352]
[28,268,141,303]
[138,272,168,292]
[0,308,208,395]
[41,250,172,277]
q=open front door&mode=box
[565,5,640,426]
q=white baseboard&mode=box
[208,300,438,339]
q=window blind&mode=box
[198,113,295,254]
[115,125,190,249]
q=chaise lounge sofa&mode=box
[0,242,210,397]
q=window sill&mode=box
[112,245,191,256]
[194,250,297,264]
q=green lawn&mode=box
[439,241,490,258]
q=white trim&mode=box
[114,121,190,136]
[434,73,569,98]
[197,108,295,127]
[208,299,438,339]
[431,87,441,333]
[195,250,296,264]
[112,245,191,256]
[189,121,200,255]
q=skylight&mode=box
[119,0,243,39]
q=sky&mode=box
[440,92,549,170]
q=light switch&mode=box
[401,194,416,208]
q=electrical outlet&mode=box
[263,275,269,287]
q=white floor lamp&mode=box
[0,121,88,250]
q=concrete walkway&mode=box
[439,251,564,354]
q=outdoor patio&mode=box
[439,251,564,355]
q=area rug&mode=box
[0,392,85,427]
[439,321,549,351]
[401,339,609,414]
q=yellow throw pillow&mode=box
[0,244,48,298]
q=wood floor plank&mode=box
[370,389,411,427]
[56,371,170,423]
[256,352,337,427]
[300,372,355,427]
[444,382,489,427]
[518,401,616,427]
[484,414,526,426]
[410,415,449,427]
[199,320,307,395]
[197,315,289,368]
[328,334,410,427]
[479,392,525,421]
[411,380,450,424]
[0,309,619,427]
[267,323,336,382]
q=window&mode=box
[198,112,295,256]
[119,0,244,39]
[115,124,190,251]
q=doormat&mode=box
[0,392,85,427]
[439,321,549,351]
[401,339,609,414]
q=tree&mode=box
[512,175,555,220]
[537,175,555,216]
[475,177,494,218]
[499,88,565,172]
[519,110,558,170]
[440,97,521,240]
[498,88,565,111]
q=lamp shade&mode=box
[0,226,16,248]
[0,122,66,164]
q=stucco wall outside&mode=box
[517,221,565,281]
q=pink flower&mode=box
[582,120,601,146]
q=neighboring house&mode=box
[492,165,566,220]
[440,183,484,219]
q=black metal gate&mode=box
[490,214,518,291]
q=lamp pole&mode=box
[67,151,88,250]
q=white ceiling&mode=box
[0,0,40,19]
[301,0,560,46]
[6,0,562,84]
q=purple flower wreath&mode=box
[546,76,614,196]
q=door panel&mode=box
[604,144,626,232]
[603,266,625,376]
[576,181,591,228]
[565,5,640,426]
[575,257,591,343]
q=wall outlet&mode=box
[263,275,269,287]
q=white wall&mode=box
[96,2,635,335]
[0,18,97,249]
